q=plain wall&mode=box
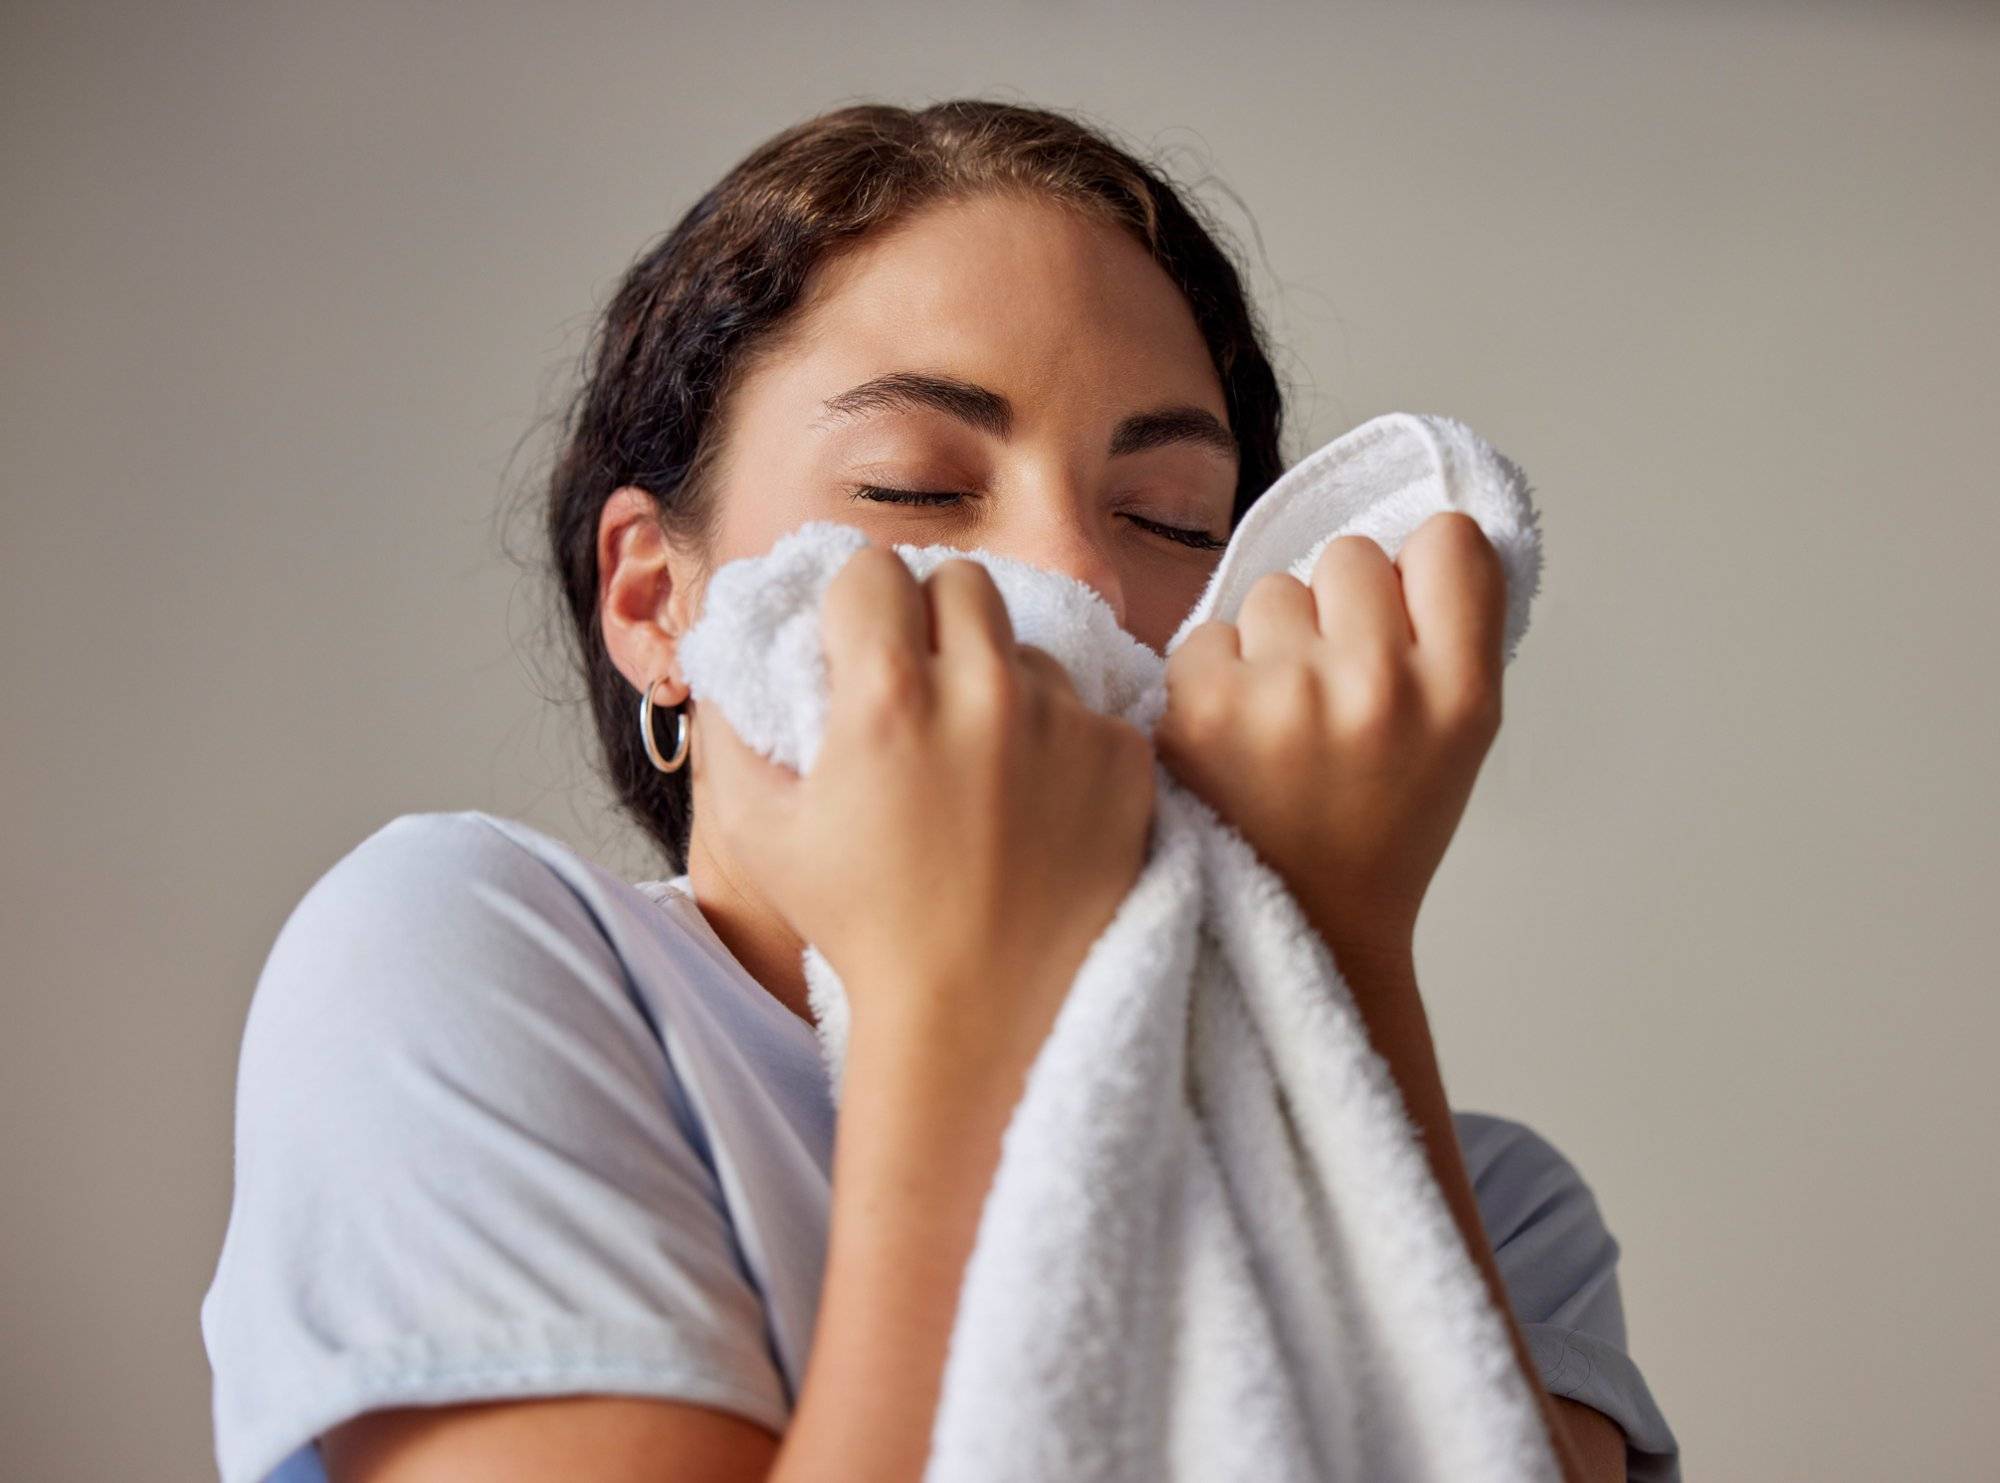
[5,1,1995,1477]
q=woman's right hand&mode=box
[690,543,1158,1070]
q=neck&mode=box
[683,828,817,1029]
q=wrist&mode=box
[835,1015,1023,1204]
[1327,940,1418,1007]
[1264,856,1419,966]
[844,977,1045,1111]
[1290,894,1418,994]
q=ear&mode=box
[597,485,703,702]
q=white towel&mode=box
[677,411,1560,1482]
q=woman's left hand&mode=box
[1154,510,1510,976]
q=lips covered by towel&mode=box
[677,412,1560,1483]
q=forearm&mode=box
[1306,927,1591,1483]
[769,937,1597,1483]
[767,992,1032,1483]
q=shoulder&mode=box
[264,808,649,993]
[242,809,686,1093]
[287,807,598,922]
[223,806,736,1252]
[206,816,795,1482]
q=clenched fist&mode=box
[1155,511,1509,974]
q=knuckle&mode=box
[1017,642,1067,683]
[1413,510,1497,566]
[1240,571,1314,631]
[1246,569,1308,602]
[1010,650,1068,721]
[962,646,1023,714]
[1343,647,1417,711]
[822,547,875,613]
[1162,637,1209,686]
[847,641,927,715]
[937,553,993,582]
[1164,673,1236,742]
[1341,703,1409,757]
[1438,669,1504,738]
[1333,660,1420,751]
[1257,661,1325,723]
[930,555,1003,611]
[1428,509,1485,539]
[847,543,909,586]
[1109,715,1155,768]
[1185,618,1244,668]
[1316,532,1388,576]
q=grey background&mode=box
[6,1,1995,1478]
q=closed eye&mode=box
[849,485,1227,552]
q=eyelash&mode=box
[850,485,1228,552]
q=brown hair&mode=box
[536,98,1289,873]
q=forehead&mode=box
[753,192,1224,416]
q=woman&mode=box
[201,100,1680,1483]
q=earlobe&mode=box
[654,627,692,703]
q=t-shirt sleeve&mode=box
[200,812,789,1483]
[1460,1112,1683,1483]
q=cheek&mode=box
[1122,565,1215,656]
[703,464,827,568]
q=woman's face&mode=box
[673,191,1241,657]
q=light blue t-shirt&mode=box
[200,810,1682,1482]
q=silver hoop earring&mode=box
[640,678,690,773]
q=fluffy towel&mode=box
[676,411,1558,1482]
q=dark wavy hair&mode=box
[534,98,1290,873]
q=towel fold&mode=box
[677,411,1558,1482]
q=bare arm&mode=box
[767,982,1035,1481]
[1304,930,1626,1483]
[328,549,1155,1482]
[321,969,1046,1483]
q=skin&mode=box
[614,187,1248,1027]
[323,192,1627,1483]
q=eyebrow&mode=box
[816,370,1239,462]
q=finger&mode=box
[1014,642,1078,698]
[926,557,1017,663]
[1233,571,1319,666]
[1164,617,1241,678]
[1307,533,1413,659]
[1159,620,1240,751]
[1174,617,1242,658]
[1395,512,1506,690]
[820,542,933,708]
[687,696,799,848]
[1162,620,1242,710]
